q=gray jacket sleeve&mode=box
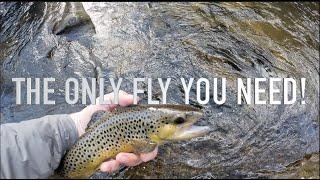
[0,114,79,179]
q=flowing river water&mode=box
[0,2,319,178]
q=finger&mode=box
[100,159,120,173]
[92,92,124,112]
[118,93,135,107]
[116,152,142,166]
[96,92,119,110]
[94,91,136,111]
[140,146,158,162]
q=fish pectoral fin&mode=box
[131,139,158,154]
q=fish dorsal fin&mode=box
[84,105,140,133]
[84,112,111,133]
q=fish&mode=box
[55,104,210,178]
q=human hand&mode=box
[69,90,158,173]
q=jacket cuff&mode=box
[57,114,79,151]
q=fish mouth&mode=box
[171,111,210,140]
[165,111,210,141]
[172,125,210,140]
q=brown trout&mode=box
[56,104,210,178]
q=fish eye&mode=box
[174,117,185,124]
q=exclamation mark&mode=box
[301,78,306,104]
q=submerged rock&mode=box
[52,2,95,35]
